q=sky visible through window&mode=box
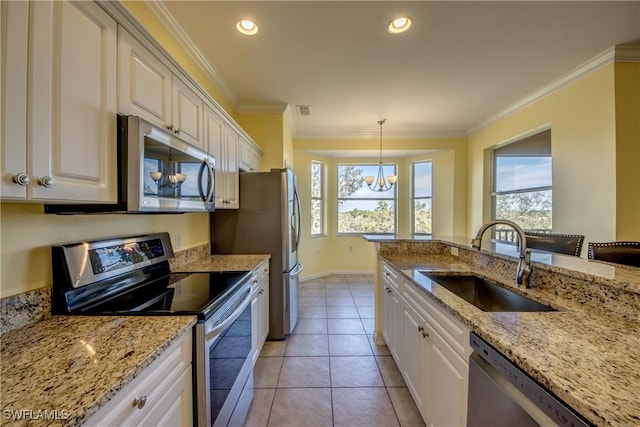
[338,164,396,213]
[495,157,552,192]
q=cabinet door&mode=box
[1,0,29,200]
[172,78,204,150]
[238,138,252,172]
[402,302,428,418]
[260,279,270,344]
[30,0,117,202]
[251,292,260,365]
[389,288,402,364]
[138,365,193,427]
[425,329,469,427]
[204,105,226,208]
[250,149,262,173]
[223,126,239,208]
[118,27,171,131]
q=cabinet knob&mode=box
[167,124,174,131]
[259,289,264,294]
[132,395,147,409]
[174,129,181,135]
[12,173,30,186]
[418,325,428,338]
[385,272,390,277]
[39,176,53,188]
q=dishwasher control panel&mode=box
[470,333,592,427]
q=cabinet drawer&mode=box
[84,329,192,426]
[382,261,401,291]
[403,280,471,358]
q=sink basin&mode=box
[420,273,556,312]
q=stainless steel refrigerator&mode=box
[211,169,302,339]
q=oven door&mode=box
[195,285,253,427]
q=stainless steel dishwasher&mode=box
[467,332,592,427]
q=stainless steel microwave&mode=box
[46,115,216,214]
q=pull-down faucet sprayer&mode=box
[470,220,532,287]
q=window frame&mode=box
[411,160,433,236]
[310,161,326,237]
[490,132,553,242]
[336,162,398,236]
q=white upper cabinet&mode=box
[118,27,171,129]
[239,137,262,172]
[2,0,117,202]
[205,105,238,209]
[118,27,204,150]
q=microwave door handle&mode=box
[206,159,215,203]
[197,161,207,201]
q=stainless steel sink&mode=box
[420,273,556,312]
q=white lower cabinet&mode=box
[84,330,193,427]
[380,260,472,427]
[251,260,270,365]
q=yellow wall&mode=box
[294,136,467,279]
[0,203,209,297]
[467,65,619,248]
[237,113,284,171]
[614,62,640,240]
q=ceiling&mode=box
[152,1,640,139]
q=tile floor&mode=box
[244,274,425,427]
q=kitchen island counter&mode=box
[373,239,640,427]
[0,315,195,427]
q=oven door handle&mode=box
[205,287,251,341]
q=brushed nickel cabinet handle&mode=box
[133,395,147,409]
[40,176,53,188]
[12,173,30,186]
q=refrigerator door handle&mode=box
[290,262,304,277]
[294,187,302,249]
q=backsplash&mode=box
[0,243,211,334]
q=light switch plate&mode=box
[450,246,459,256]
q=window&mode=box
[412,161,433,235]
[492,130,552,242]
[311,161,325,236]
[337,163,397,234]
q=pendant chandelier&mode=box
[365,119,397,192]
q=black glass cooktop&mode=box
[77,271,251,320]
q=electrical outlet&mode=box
[175,233,182,250]
[450,246,459,257]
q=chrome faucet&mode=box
[470,219,532,287]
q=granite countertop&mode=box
[380,252,640,427]
[173,254,270,273]
[0,315,196,427]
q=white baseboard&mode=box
[300,270,375,282]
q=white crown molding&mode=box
[296,129,467,140]
[468,45,639,135]
[144,1,239,108]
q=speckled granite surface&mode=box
[173,254,270,273]
[0,315,195,427]
[373,238,640,427]
[1,287,51,334]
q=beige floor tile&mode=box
[332,388,399,427]
[285,334,329,356]
[330,356,385,387]
[388,387,426,427]
[299,296,327,307]
[376,355,406,387]
[357,306,375,319]
[326,296,355,307]
[325,275,348,283]
[327,318,365,334]
[299,306,327,319]
[293,318,328,334]
[353,296,375,307]
[346,275,371,286]
[326,288,352,297]
[350,288,375,296]
[326,306,360,319]
[325,282,349,290]
[260,340,288,357]
[253,356,283,388]
[267,388,333,427]
[368,335,391,356]
[361,318,375,335]
[278,356,331,387]
[328,334,373,356]
[301,279,326,289]
[300,288,327,297]
[244,388,275,427]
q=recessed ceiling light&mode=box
[388,16,411,34]
[236,19,258,36]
